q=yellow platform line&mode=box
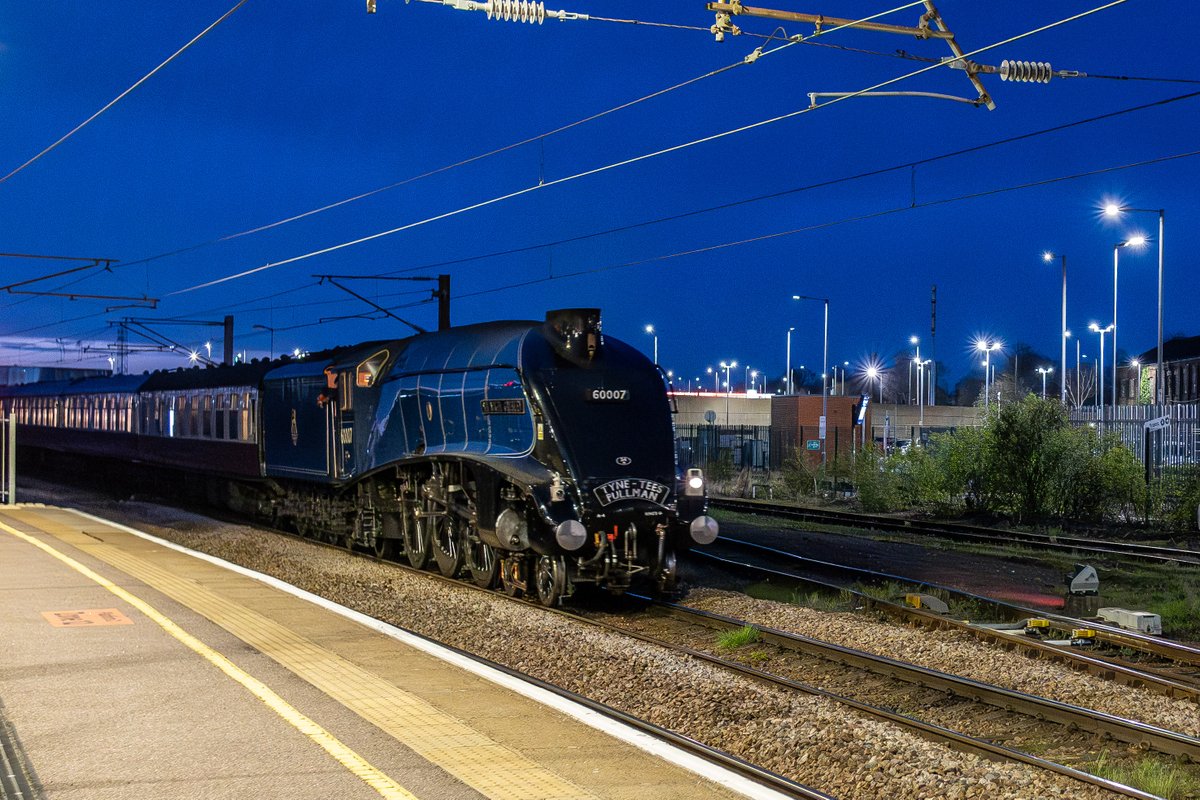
[12,511,597,800]
[0,517,418,800]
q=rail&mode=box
[698,539,1200,701]
[712,496,1200,565]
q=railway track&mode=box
[711,498,1200,670]
[701,536,1200,700]
[712,496,1200,566]
[579,596,1199,766]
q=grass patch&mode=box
[716,625,761,651]
[1092,751,1200,799]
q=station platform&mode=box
[0,505,777,800]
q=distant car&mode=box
[892,439,913,455]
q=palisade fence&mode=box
[675,424,873,475]
[676,403,1200,490]
[1071,404,1200,486]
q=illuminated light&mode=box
[1104,202,1122,217]
[688,476,704,490]
[1126,235,1147,247]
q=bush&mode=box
[853,447,901,512]
[912,396,1145,524]
[780,449,819,499]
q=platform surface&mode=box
[0,505,763,800]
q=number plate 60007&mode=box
[586,389,628,402]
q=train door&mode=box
[325,368,357,479]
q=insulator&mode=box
[486,0,545,23]
[999,59,1053,84]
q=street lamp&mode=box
[909,336,920,405]
[1089,323,1114,417]
[1109,235,1146,409]
[707,366,716,393]
[794,294,830,464]
[719,360,737,423]
[865,365,882,403]
[644,324,658,365]
[1130,359,1143,404]
[1042,251,1068,403]
[785,327,795,395]
[1036,366,1053,399]
[975,338,1000,411]
[1106,202,1165,403]
[916,358,931,426]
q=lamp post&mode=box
[1131,359,1143,404]
[909,336,920,405]
[975,339,1000,412]
[1109,236,1146,410]
[1042,251,1068,403]
[1036,366,1053,399]
[785,327,795,395]
[916,358,931,426]
[707,366,717,393]
[719,360,737,423]
[252,324,277,359]
[1080,338,1089,407]
[1089,323,1114,418]
[1106,203,1165,403]
[866,365,882,403]
[794,294,829,465]
[644,324,658,365]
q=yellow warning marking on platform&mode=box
[0,519,419,800]
[41,608,132,627]
[10,511,598,800]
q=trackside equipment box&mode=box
[1097,607,1163,635]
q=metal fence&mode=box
[1071,404,1200,485]
[676,404,1200,486]
[675,424,870,474]
[1,415,14,505]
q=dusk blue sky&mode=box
[2,1,1197,396]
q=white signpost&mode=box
[1144,415,1170,433]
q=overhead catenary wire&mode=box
[370,87,1200,278]
[108,1,928,274]
[11,77,1192,353]
[0,0,249,187]
[452,147,1200,304]
[163,0,1129,298]
[12,142,1193,364]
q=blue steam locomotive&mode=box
[0,309,717,604]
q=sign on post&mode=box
[818,415,827,440]
[806,440,821,451]
[1144,415,1170,433]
